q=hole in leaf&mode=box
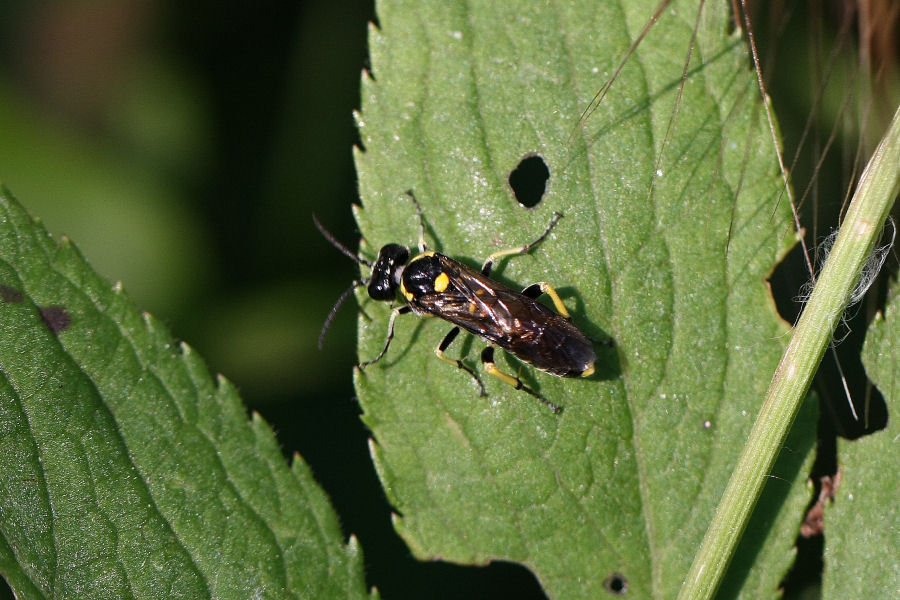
[603,572,628,595]
[509,154,550,208]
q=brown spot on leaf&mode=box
[800,471,842,538]
[0,285,23,303]
[40,306,72,333]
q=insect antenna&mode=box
[313,214,373,348]
[318,279,365,349]
[313,214,373,267]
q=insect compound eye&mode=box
[367,244,409,300]
[508,153,550,208]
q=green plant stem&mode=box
[678,104,900,599]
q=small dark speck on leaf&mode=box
[0,284,23,303]
[40,306,72,333]
[603,572,628,595]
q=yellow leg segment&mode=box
[480,347,562,414]
[482,360,522,388]
[536,282,570,318]
[435,326,486,396]
[480,212,563,276]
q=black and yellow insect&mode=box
[316,192,600,414]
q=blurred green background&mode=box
[0,1,896,598]
[0,0,369,400]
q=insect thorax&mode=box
[399,253,449,301]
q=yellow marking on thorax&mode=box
[434,272,450,292]
[400,281,413,302]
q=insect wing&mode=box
[483,286,595,376]
[414,256,595,376]
[410,256,507,340]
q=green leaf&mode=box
[684,99,900,599]
[353,0,815,597]
[830,278,900,596]
[0,185,373,599]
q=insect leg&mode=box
[404,190,428,252]
[520,282,571,318]
[481,212,563,276]
[358,305,412,371]
[480,347,563,414]
[434,326,486,396]
[522,282,614,352]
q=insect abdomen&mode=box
[500,311,596,377]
